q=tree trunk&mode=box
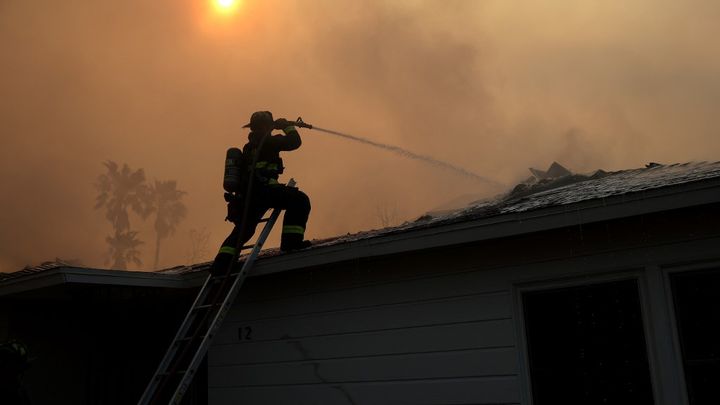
[154,233,161,269]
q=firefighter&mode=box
[210,111,311,275]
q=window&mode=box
[523,280,654,404]
[671,268,720,405]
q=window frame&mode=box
[513,269,659,405]
[662,260,720,405]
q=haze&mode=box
[2,0,719,272]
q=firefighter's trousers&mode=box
[210,184,311,275]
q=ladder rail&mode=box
[138,179,296,405]
[167,205,283,404]
[137,274,215,404]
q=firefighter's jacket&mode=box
[243,126,301,186]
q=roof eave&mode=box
[0,266,204,298]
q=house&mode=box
[0,262,207,404]
[2,161,719,405]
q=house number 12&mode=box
[238,326,253,341]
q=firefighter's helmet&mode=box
[243,111,274,131]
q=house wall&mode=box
[0,306,8,341]
[209,203,720,405]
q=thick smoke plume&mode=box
[1,0,719,272]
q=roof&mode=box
[0,261,68,283]
[2,161,719,296]
[247,160,720,274]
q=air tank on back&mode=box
[223,147,244,193]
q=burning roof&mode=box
[331,160,720,244]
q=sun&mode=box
[213,0,241,14]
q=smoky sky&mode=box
[1,0,719,272]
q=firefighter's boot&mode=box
[280,233,312,252]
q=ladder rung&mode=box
[175,335,207,344]
[241,244,255,250]
[159,369,190,377]
[211,272,241,281]
[258,217,271,223]
[193,303,219,311]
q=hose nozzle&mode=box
[293,117,313,129]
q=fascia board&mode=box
[250,178,720,277]
[0,269,68,297]
[0,267,195,297]
[61,268,187,288]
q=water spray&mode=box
[291,118,501,187]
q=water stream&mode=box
[312,126,501,186]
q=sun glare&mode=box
[213,0,241,14]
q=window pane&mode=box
[523,280,654,405]
[671,269,720,405]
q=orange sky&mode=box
[1,0,719,272]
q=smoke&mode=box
[1,0,719,272]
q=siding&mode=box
[210,267,520,405]
[208,206,720,404]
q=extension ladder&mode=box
[137,180,294,405]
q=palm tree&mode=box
[148,180,187,269]
[105,231,144,269]
[94,161,152,269]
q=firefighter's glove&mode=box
[273,118,291,130]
